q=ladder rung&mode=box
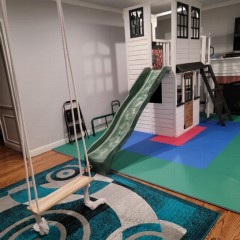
[216,100,223,104]
[28,175,93,215]
[201,65,232,124]
[222,113,229,118]
[211,88,221,92]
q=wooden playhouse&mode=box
[123,0,206,137]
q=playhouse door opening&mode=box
[0,22,21,152]
[184,72,193,129]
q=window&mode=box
[150,42,163,104]
[129,7,144,38]
[191,7,200,39]
[194,71,200,99]
[152,42,163,70]
[150,84,162,104]
[184,72,193,102]
[177,74,183,105]
[177,2,189,38]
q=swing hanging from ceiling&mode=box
[0,0,105,235]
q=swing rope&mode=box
[56,0,82,172]
[0,0,104,235]
[56,0,91,175]
[0,0,40,211]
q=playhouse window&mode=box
[152,42,163,70]
[177,74,185,106]
[194,71,200,99]
[150,42,163,104]
[184,72,193,102]
[191,7,200,39]
[150,84,162,104]
[129,7,144,38]
[177,2,189,38]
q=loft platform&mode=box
[176,62,205,73]
[28,175,93,215]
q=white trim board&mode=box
[52,0,122,14]
[202,0,240,11]
[30,138,68,157]
[53,0,240,14]
[30,125,107,157]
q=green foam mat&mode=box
[111,133,240,213]
[53,130,104,159]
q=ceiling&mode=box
[73,0,240,12]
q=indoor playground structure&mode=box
[0,0,236,235]
[88,67,170,175]
[88,0,231,175]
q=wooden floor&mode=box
[0,144,240,239]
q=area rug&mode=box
[0,159,219,239]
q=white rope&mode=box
[0,0,92,218]
[56,0,91,176]
[56,0,82,172]
[0,0,40,211]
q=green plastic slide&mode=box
[87,67,170,175]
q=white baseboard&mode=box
[5,141,21,152]
[30,126,107,157]
[30,138,68,157]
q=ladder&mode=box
[200,65,232,126]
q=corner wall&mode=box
[201,3,240,55]
[3,0,128,153]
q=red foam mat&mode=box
[150,126,206,146]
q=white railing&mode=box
[151,15,171,67]
[201,34,211,64]
[201,34,214,117]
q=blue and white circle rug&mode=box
[0,159,219,239]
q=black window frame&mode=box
[191,7,200,39]
[177,2,189,39]
[150,84,162,104]
[184,72,193,102]
[129,7,144,38]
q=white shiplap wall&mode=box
[127,39,151,89]
[150,73,175,136]
[124,4,177,136]
[176,39,201,64]
[174,0,201,137]
[176,39,189,64]
[124,4,152,133]
[211,57,240,77]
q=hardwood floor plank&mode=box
[0,145,72,188]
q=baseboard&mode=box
[4,141,21,152]
[30,138,68,157]
[30,126,106,157]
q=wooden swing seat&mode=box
[28,175,93,215]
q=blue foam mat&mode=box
[122,121,240,169]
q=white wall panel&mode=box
[193,98,200,125]
[6,0,128,150]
